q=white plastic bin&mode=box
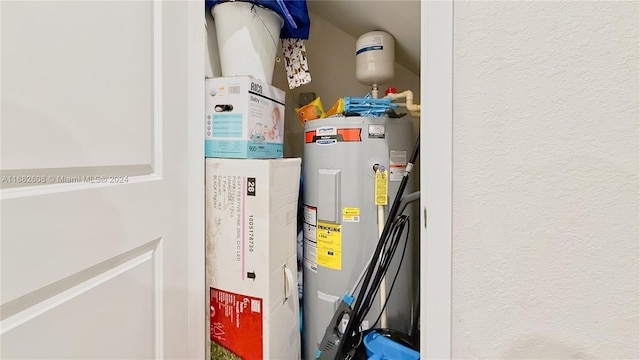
[212,2,283,84]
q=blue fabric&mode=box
[206,0,310,40]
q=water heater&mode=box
[302,115,414,360]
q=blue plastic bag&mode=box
[364,331,420,360]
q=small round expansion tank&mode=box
[356,31,395,85]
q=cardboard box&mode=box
[205,76,285,158]
[206,158,301,360]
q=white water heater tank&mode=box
[356,31,395,85]
[302,116,415,360]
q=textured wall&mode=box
[452,1,639,358]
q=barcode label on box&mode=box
[251,299,261,313]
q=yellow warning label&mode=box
[342,207,360,222]
[316,222,341,270]
[375,170,388,205]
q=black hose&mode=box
[359,216,406,321]
[334,136,420,359]
[372,216,410,328]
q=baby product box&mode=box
[206,158,301,360]
[205,76,285,158]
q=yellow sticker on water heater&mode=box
[375,170,389,205]
[342,207,360,222]
[316,222,341,270]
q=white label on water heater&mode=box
[316,126,337,136]
[368,124,386,139]
[305,240,317,273]
[303,205,318,273]
[389,150,407,182]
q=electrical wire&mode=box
[372,216,410,328]
[333,137,419,359]
[349,192,419,297]
[350,218,402,320]
[357,215,409,324]
[344,192,417,352]
[349,254,373,296]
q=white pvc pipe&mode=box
[385,89,421,117]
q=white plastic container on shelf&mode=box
[212,1,283,84]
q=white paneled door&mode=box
[1,1,204,359]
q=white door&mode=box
[0,1,204,359]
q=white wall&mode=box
[452,2,639,358]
